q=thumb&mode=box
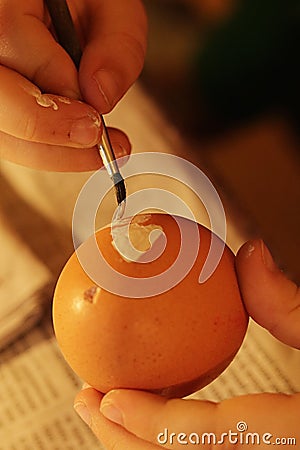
[78,388,299,449]
[235,239,300,349]
[74,387,217,449]
[99,389,217,447]
[74,388,159,449]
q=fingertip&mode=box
[92,69,121,113]
[74,385,103,411]
[79,67,123,114]
[74,401,91,426]
[74,386,104,428]
[236,239,279,272]
[235,238,279,317]
[235,239,281,291]
[236,239,300,348]
[100,390,125,426]
[109,127,131,165]
[236,238,261,265]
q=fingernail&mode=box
[100,399,124,426]
[260,240,278,272]
[70,116,100,146]
[115,143,127,156]
[245,242,256,259]
[74,402,91,426]
[93,69,119,109]
[115,143,130,162]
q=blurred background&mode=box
[140,0,300,283]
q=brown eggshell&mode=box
[53,213,248,398]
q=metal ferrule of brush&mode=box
[97,123,123,186]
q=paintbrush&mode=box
[44,0,127,207]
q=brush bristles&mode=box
[114,179,126,205]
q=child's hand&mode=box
[0,0,147,171]
[74,239,300,449]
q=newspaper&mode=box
[0,315,299,450]
[0,215,52,351]
[0,319,101,450]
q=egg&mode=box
[53,213,248,398]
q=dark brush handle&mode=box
[44,0,82,69]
